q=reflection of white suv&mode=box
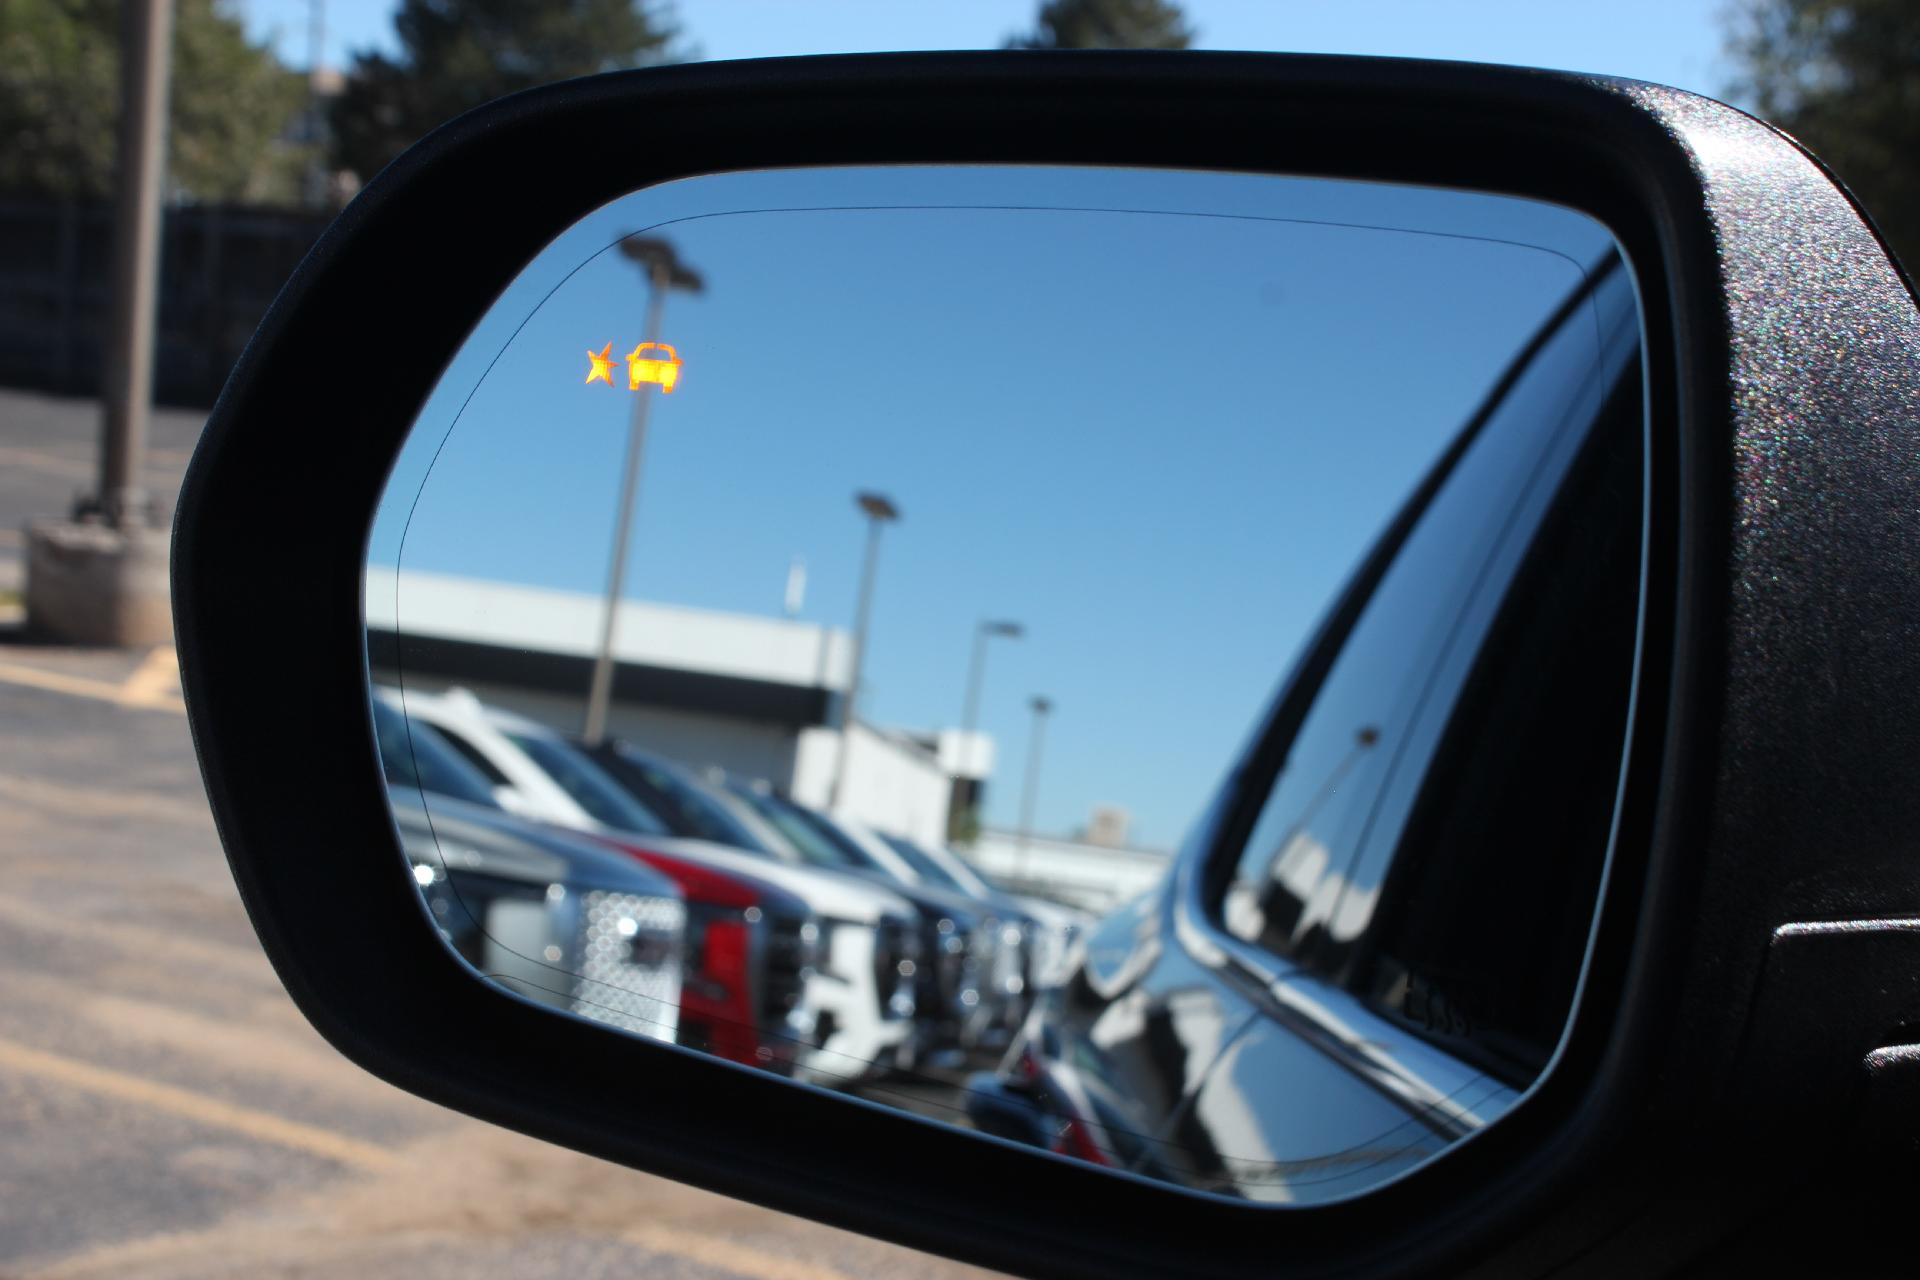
[378,685,917,1086]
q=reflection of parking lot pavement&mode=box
[0,394,996,1278]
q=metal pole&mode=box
[96,0,175,530]
[959,621,991,763]
[582,266,667,745]
[304,0,327,207]
[1016,697,1051,883]
[828,513,887,810]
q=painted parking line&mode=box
[0,445,93,480]
[623,1224,857,1280]
[0,648,185,715]
[0,1035,398,1174]
[115,644,181,708]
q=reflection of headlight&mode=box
[873,917,919,1019]
[798,918,824,974]
[989,920,1029,994]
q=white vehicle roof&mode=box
[378,685,603,830]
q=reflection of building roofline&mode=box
[366,628,836,727]
[975,826,1170,864]
[365,567,853,728]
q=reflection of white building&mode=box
[965,826,1170,915]
[363,567,965,847]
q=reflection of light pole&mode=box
[954,619,1023,837]
[1015,695,1053,882]
[827,491,900,811]
[582,237,703,745]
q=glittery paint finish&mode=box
[1601,83,1920,1088]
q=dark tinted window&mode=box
[1218,257,1640,1075]
[1344,384,1640,1077]
[372,700,500,809]
[878,834,971,895]
[435,725,511,786]
[504,732,669,836]
[603,749,775,853]
[724,786,859,870]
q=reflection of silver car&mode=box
[374,700,686,1045]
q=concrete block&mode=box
[24,519,172,647]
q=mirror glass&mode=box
[366,166,1642,1203]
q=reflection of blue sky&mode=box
[373,168,1610,845]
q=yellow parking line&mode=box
[623,1224,856,1280]
[0,1036,398,1174]
[116,644,180,707]
[0,657,185,714]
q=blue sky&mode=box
[370,167,1611,846]
[243,1,1734,103]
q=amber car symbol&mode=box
[625,342,682,393]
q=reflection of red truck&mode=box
[593,836,812,1073]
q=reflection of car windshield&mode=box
[506,732,668,835]
[728,787,862,870]
[878,834,969,894]
[787,806,887,873]
[373,700,499,809]
[626,754,773,852]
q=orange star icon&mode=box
[584,342,615,385]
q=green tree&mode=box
[1725,0,1920,271]
[0,0,306,202]
[329,0,681,183]
[1007,0,1194,50]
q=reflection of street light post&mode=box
[827,491,900,811]
[582,237,704,746]
[1015,695,1053,882]
[953,618,1023,839]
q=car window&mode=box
[432,723,513,786]
[505,732,671,835]
[878,834,970,895]
[730,788,864,871]
[621,753,774,852]
[1216,252,1639,1048]
[789,808,889,874]
[372,700,501,809]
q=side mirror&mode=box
[175,52,1920,1277]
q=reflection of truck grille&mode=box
[920,918,974,1024]
[759,911,810,1044]
[572,890,684,1045]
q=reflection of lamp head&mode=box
[984,619,1025,639]
[1357,726,1381,747]
[617,235,705,294]
[856,491,900,522]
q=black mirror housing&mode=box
[174,52,1920,1277]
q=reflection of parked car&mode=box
[383,687,919,1086]
[968,253,1643,1200]
[872,830,1052,1052]
[373,699,686,1044]
[719,783,991,1072]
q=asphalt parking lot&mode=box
[0,389,993,1279]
